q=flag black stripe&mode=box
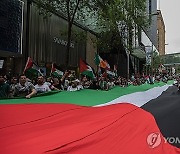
[141,85,180,148]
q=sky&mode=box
[158,0,180,54]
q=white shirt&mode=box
[35,84,51,93]
[77,84,84,90]
[67,86,78,92]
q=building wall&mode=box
[145,0,158,48]
[157,10,165,55]
[0,0,97,75]
[28,3,86,68]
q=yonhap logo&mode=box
[147,132,161,148]
[147,132,180,148]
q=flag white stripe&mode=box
[95,85,171,107]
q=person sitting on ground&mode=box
[14,75,36,99]
[35,76,51,94]
[0,74,10,98]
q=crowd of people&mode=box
[0,70,179,99]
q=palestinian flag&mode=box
[50,63,64,78]
[23,57,43,78]
[0,81,180,153]
[79,58,95,79]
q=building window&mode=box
[0,0,24,54]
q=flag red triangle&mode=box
[79,58,89,73]
[51,63,56,74]
[23,57,33,73]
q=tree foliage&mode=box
[95,0,149,53]
[152,52,164,70]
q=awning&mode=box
[131,47,146,59]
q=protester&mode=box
[9,76,18,97]
[44,77,52,88]
[99,77,108,90]
[0,75,10,98]
[14,75,36,98]
[0,65,175,99]
[81,76,91,89]
[35,76,51,93]
[75,79,83,91]
[52,78,63,90]
[67,81,78,92]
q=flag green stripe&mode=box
[25,68,39,79]
[0,81,173,106]
[52,72,63,78]
[82,70,94,78]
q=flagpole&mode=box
[23,57,30,74]
[50,63,53,74]
[78,58,81,79]
[97,65,100,81]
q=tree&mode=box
[36,0,149,68]
[36,0,97,67]
[151,51,164,74]
[94,0,149,53]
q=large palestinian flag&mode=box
[0,81,180,153]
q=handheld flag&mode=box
[80,58,95,79]
[51,63,64,78]
[23,57,43,78]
